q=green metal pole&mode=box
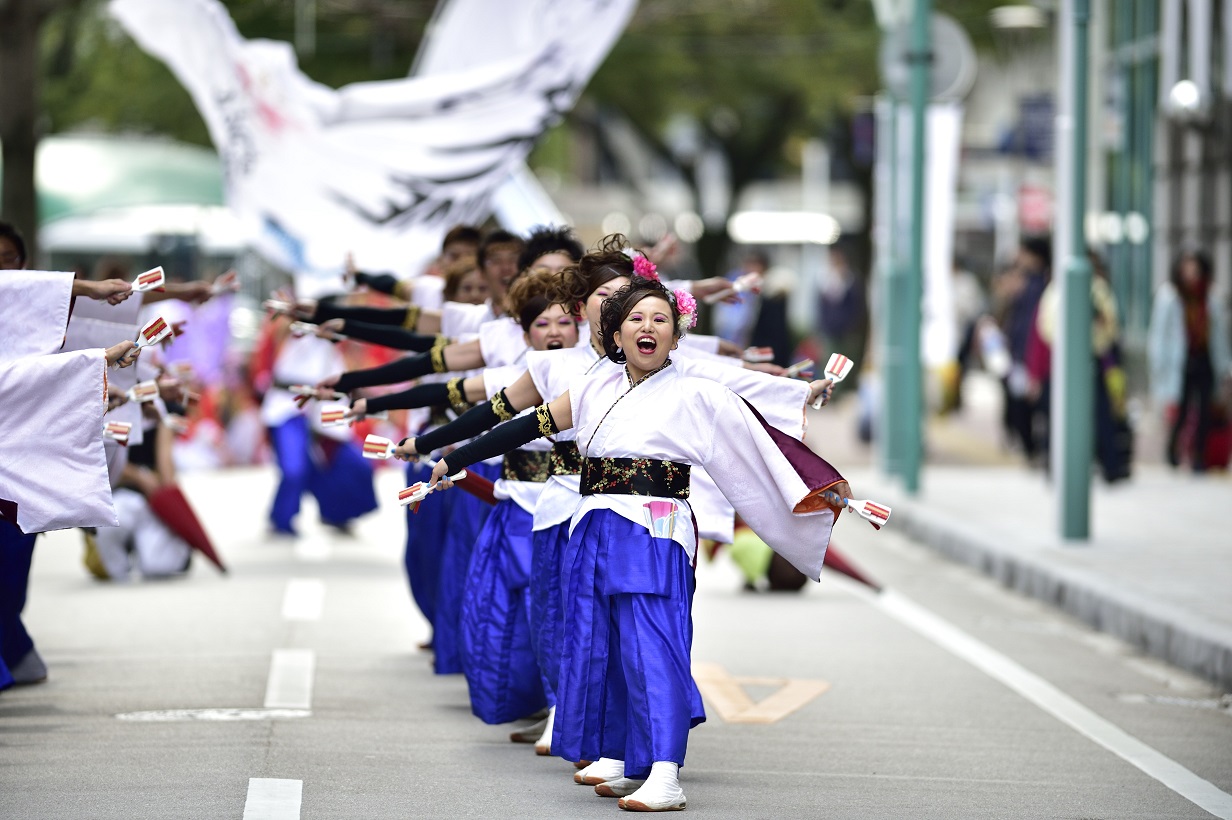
[881,98,902,479]
[903,0,930,494]
[1061,0,1093,539]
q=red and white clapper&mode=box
[702,271,763,305]
[320,406,348,427]
[813,352,855,409]
[742,347,775,364]
[822,490,891,530]
[290,389,344,403]
[103,421,132,446]
[361,434,397,460]
[126,380,160,403]
[398,469,467,513]
[136,315,173,348]
[132,266,166,293]
[290,321,347,342]
[784,358,814,379]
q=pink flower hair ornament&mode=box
[673,289,698,332]
[632,254,659,281]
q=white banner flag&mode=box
[109,0,636,283]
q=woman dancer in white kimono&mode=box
[422,275,850,812]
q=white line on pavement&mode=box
[243,778,302,820]
[871,588,1232,820]
[264,649,315,710]
[281,579,325,621]
[115,708,310,722]
[293,534,332,563]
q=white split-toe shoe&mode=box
[617,762,686,812]
[534,706,555,755]
[574,757,625,786]
[594,777,646,798]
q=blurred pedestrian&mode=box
[1148,248,1232,472]
[818,246,866,366]
[950,257,987,411]
[712,251,767,348]
[997,236,1052,463]
[1030,248,1131,481]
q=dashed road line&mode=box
[243,778,302,820]
[264,649,315,710]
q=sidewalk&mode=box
[811,373,1232,690]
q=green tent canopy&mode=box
[0,133,224,224]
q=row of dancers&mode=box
[282,227,851,812]
[0,218,234,690]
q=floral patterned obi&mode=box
[550,441,582,476]
[579,457,690,499]
[502,449,551,483]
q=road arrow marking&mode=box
[692,661,830,724]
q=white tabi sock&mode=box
[534,705,555,755]
[618,761,686,812]
[574,757,624,785]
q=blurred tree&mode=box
[5,0,1003,267]
[549,0,1005,276]
[2,0,433,258]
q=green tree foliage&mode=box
[40,0,432,146]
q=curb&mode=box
[889,498,1232,692]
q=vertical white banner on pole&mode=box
[896,103,962,369]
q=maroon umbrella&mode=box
[147,484,227,574]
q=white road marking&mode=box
[264,649,315,710]
[243,778,302,820]
[293,535,331,563]
[281,579,325,621]
[115,708,310,722]
[871,588,1232,820]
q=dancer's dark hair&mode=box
[518,225,584,272]
[0,220,27,268]
[544,233,641,311]
[506,266,576,332]
[477,229,524,268]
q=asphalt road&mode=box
[2,466,1229,819]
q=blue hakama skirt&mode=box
[551,508,705,778]
[460,499,546,724]
[432,459,500,675]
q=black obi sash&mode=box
[501,449,551,483]
[549,441,582,476]
[579,457,690,499]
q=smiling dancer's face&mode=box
[525,302,578,351]
[614,294,677,379]
[585,275,630,348]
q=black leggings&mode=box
[1168,352,1215,469]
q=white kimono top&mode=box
[526,343,812,541]
[569,362,839,580]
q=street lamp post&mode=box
[1058,0,1093,539]
[901,0,931,493]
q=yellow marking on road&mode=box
[693,661,830,724]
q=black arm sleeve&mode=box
[435,411,549,473]
[411,400,502,454]
[365,382,449,413]
[353,271,399,295]
[334,352,434,393]
[312,297,409,326]
[341,320,441,352]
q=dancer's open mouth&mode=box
[546,340,564,350]
[636,336,657,354]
